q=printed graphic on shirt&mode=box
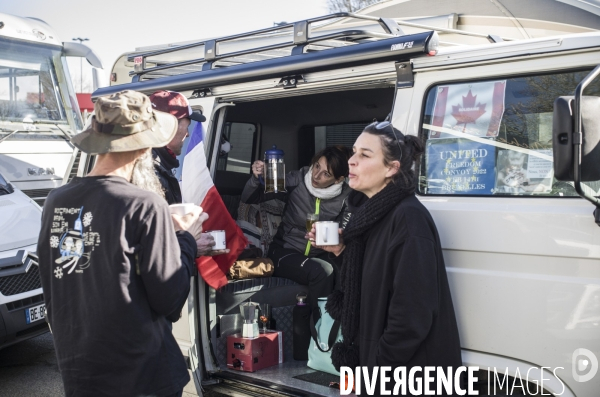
[50,206,101,278]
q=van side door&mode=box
[399,53,600,397]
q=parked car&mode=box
[0,172,47,350]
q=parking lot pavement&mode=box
[0,332,64,397]
[0,332,198,397]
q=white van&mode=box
[93,3,600,396]
[0,12,103,206]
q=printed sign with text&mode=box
[426,140,496,195]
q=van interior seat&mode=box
[214,190,300,315]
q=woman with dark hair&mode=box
[310,122,462,393]
[241,145,353,310]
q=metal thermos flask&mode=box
[263,145,286,193]
[292,293,311,361]
[240,302,259,338]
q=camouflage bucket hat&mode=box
[71,90,178,154]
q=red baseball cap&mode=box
[149,90,206,122]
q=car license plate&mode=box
[25,303,46,324]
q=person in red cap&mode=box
[148,90,222,319]
[149,90,206,204]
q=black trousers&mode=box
[268,243,338,310]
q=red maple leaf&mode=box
[451,90,487,132]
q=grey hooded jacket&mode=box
[241,166,351,256]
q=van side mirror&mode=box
[552,96,600,181]
[552,64,600,225]
[62,42,103,69]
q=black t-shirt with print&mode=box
[37,176,197,397]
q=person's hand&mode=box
[306,225,345,256]
[171,206,209,240]
[251,160,264,179]
[196,233,216,256]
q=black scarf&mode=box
[326,179,415,370]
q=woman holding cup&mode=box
[241,146,352,311]
[309,122,462,386]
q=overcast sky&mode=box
[0,0,328,89]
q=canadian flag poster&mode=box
[429,80,506,138]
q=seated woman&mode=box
[241,146,352,310]
[310,122,462,389]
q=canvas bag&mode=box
[228,258,274,279]
[307,297,342,375]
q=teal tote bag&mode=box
[307,297,343,375]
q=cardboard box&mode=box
[227,331,283,372]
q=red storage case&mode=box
[226,331,283,372]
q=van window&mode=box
[217,122,256,174]
[418,70,600,197]
[314,123,368,152]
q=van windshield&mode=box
[0,39,67,124]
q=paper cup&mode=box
[206,230,226,250]
[169,203,200,217]
[315,221,339,246]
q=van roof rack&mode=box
[125,12,515,82]
[93,11,521,98]
[93,30,437,99]
[127,12,407,80]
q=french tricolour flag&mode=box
[182,122,247,289]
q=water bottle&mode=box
[292,293,311,361]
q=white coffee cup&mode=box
[206,230,226,250]
[315,221,340,246]
[169,203,201,217]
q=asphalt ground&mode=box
[0,332,64,397]
[0,332,198,397]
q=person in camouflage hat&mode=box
[38,90,206,397]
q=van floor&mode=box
[220,361,344,396]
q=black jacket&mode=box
[356,194,462,395]
[241,166,351,256]
[153,147,182,205]
[152,147,190,322]
[37,176,197,397]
